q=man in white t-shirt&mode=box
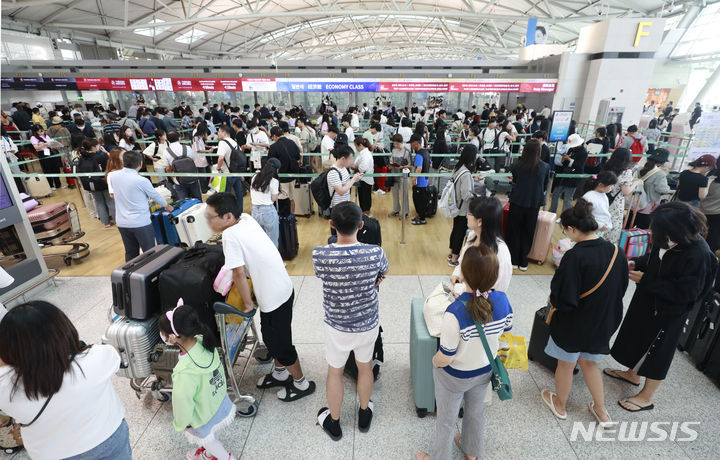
[341,115,355,145]
[216,125,245,211]
[350,107,360,130]
[243,119,270,171]
[327,145,362,211]
[320,127,338,169]
[163,130,202,200]
[540,105,552,118]
[205,192,316,402]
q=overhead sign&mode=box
[634,21,652,47]
[276,80,379,92]
[241,78,277,92]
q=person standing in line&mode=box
[541,199,629,426]
[600,149,636,244]
[644,119,661,153]
[630,148,672,229]
[388,133,411,219]
[312,202,389,440]
[163,130,202,201]
[76,138,116,228]
[605,202,717,412]
[0,302,132,460]
[217,125,244,212]
[320,126,339,171]
[191,123,213,194]
[448,145,478,267]
[581,171,617,239]
[506,139,550,270]
[410,134,431,226]
[1,125,24,193]
[353,137,374,216]
[690,102,702,130]
[205,193,316,402]
[549,134,587,214]
[111,150,172,261]
[250,158,281,247]
[417,245,513,460]
[676,154,716,207]
[267,126,300,215]
[29,124,63,190]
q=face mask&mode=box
[252,128,258,134]
[160,332,173,345]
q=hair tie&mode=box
[166,298,184,337]
[476,290,490,299]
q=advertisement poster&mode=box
[549,111,573,143]
[688,112,720,162]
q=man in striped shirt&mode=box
[312,202,389,441]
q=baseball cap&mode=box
[689,154,717,169]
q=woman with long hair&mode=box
[417,244,513,460]
[605,123,618,151]
[353,137,374,215]
[105,147,125,198]
[0,301,131,459]
[118,126,139,152]
[606,202,717,412]
[448,145,478,266]
[601,148,637,244]
[433,124,450,191]
[541,199,629,426]
[631,148,672,229]
[250,157,281,246]
[192,122,212,193]
[506,139,550,270]
[77,137,115,227]
[450,196,513,294]
[29,124,63,189]
[414,121,428,148]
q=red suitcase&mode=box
[64,165,76,188]
[28,202,69,231]
[502,202,510,237]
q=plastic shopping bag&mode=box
[497,333,529,370]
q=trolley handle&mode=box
[213,301,257,318]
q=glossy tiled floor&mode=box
[4,275,719,460]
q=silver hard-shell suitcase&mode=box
[175,203,215,246]
[111,244,185,319]
[102,316,160,379]
[294,182,314,216]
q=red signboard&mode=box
[518,81,557,93]
[76,78,110,90]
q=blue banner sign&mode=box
[276,81,379,92]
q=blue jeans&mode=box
[90,189,115,226]
[63,419,131,460]
[226,177,244,212]
[173,180,203,201]
[252,204,279,247]
[118,224,156,262]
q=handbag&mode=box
[497,333,529,370]
[546,244,619,325]
[422,282,455,337]
[475,317,513,401]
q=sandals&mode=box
[588,402,613,428]
[454,434,478,460]
[278,380,316,402]
[618,398,654,412]
[256,373,291,389]
[541,389,566,420]
[603,368,641,386]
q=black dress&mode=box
[611,238,717,380]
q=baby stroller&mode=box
[28,202,89,266]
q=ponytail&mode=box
[354,136,371,150]
[156,304,218,352]
[466,295,494,324]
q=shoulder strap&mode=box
[459,299,500,375]
[639,167,661,182]
[579,245,618,299]
[20,392,54,428]
[167,146,179,160]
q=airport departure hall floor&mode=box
[3,275,719,460]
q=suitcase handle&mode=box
[117,347,129,369]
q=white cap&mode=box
[0,267,14,288]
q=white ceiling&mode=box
[0,0,708,60]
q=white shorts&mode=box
[324,323,379,369]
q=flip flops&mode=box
[588,402,614,428]
[603,368,641,386]
[618,398,655,412]
[541,389,567,420]
[256,373,291,389]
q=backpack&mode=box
[363,111,371,120]
[629,135,644,157]
[167,145,199,185]
[439,169,471,218]
[481,128,501,153]
[310,167,340,210]
[222,139,247,173]
[73,155,108,192]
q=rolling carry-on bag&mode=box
[485,175,513,196]
[344,326,384,381]
[619,192,649,258]
[527,210,556,265]
[703,334,720,382]
[528,306,579,374]
[28,202,68,232]
[278,213,299,260]
[23,176,52,198]
[151,210,166,245]
[161,198,202,246]
[358,215,382,246]
[294,182,314,217]
[111,244,185,320]
[426,185,438,218]
[410,298,438,417]
[688,292,720,370]
[102,316,161,379]
[19,193,38,211]
[175,202,215,246]
[159,243,225,337]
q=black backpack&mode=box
[310,167,340,210]
[167,145,198,185]
[73,155,108,192]
[223,139,247,173]
[481,128,502,152]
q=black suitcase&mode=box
[279,213,299,260]
[678,296,708,352]
[344,326,384,381]
[426,185,438,217]
[111,245,185,320]
[158,243,224,337]
[688,292,720,370]
[358,215,382,246]
[528,306,579,374]
[703,335,720,384]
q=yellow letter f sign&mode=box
[634,22,652,47]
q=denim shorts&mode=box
[64,419,131,460]
[544,336,605,363]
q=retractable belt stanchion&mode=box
[401,168,410,245]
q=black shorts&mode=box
[260,291,298,366]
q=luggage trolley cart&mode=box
[121,302,266,418]
[29,202,89,266]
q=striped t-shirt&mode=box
[312,243,390,333]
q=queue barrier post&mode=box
[401,168,410,245]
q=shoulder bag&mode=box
[546,244,618,325]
